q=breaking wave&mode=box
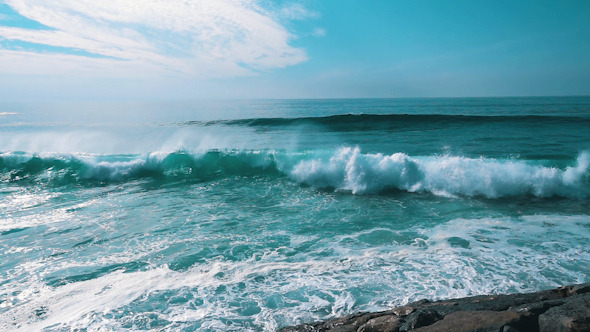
[290,147,590,198]
[0,150,280,185]
[1,148,588,199]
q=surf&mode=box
[1,148,588,199]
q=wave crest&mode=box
[290,147,590,198]
[1,149,588,199]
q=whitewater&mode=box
[1,97,589,330]
[2,148,589,198]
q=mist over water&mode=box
[1,97,589,330]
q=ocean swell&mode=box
[185,113,590,131]
[1,148,588,199]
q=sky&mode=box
[0,0,589,100]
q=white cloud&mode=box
[0,0,309,78]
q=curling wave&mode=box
[0,150,280,185]
[1,148,588,199]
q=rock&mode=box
[280,312,387,332]
[510,299,565,315]
[568,284,590,296]
[538,293,590,332]
[280,283,590,332]
[323,312,385,331]
[399,308,443,331]
[502,326,522,332]
[392,306,414,317]
[411,310,531,332]
[422,291,565,315]
[357,315,402,332]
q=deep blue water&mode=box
[0,97,589,330]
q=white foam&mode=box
[2,214,588,331]
[288,147,590,198]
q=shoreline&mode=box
[280,283,590,332]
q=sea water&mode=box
[0,97,589,330]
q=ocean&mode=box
[1,97,589,331]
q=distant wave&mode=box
[182,113,590,130]
[1,149,589,199]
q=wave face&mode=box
[0,150,279,185]
[2,148,588,199]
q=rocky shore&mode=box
[280,283,590,332]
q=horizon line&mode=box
[2,94,590,103]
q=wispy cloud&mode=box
[276,2,319,20]
[312,28,326,37]
[0,0,310,78]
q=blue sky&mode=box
[0,0,589,100]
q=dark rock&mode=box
[280,325,316,332]
[502,326,522,332]
[568,284,590,296]
[357,315,402,332]
[411,310,531,332]
[406,299,430,307]
[420,290,567,316]
[322,312,386,331]
[399,308,443,331]
[510,299,565,315]
[538,293,590,332]
[280,312,387,332]
[280,283,590,332]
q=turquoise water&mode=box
[1,97,589,330]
